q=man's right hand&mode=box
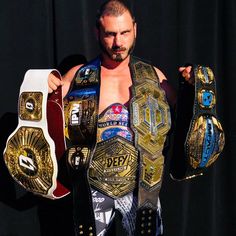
[48,72,64,93]
[48,64,83,97]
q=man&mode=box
[48,1,192,235]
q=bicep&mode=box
[62,64,83,97]
[154,67,177,108]
[62,64,83,83]
[154,67,167,83]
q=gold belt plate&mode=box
[89,136,138,198]
[187,115,225,169]
[4,127,54,195]
[185,65,225,171]
[19,92,43,121]
[131,81,171,156]
[141,154,164,189]
[196,66,214,84]
[64,95,97,144]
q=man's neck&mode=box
[101,54,130,71]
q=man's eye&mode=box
[105,32,115,37]
[122,31,130,35]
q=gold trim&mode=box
[4,127,54,195]
[187,115,225,169]
[198,89,216,109]
[89,137,138,198]
[132,81,171,156]
[19,92,43,121]
[142,154,164,188]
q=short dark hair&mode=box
[96,0,135,29]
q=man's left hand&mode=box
[179,66,194,85]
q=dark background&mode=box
[0,0,235,236]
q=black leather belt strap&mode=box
[135,207,158,236]
[67,145,96,236]
[129,57,171,236]
[65,59,100,235]
[170,65,225,180]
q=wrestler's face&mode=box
[97,11,136,62]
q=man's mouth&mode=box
[112,47,126,53]
[114,50,124,54]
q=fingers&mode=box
[178,66,192,73]
[48,73,63,93]
[179,66,192,80]
[178,67,185,72]
[48,87,53,93]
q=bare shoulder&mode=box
[154,66,168,83]
[61,64,84,97]
[62,64,84,82]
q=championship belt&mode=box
[89,136,138,198]
[64,59,100,236]
[170,65,225,180]
[3,70,69,199]
[130,58,171,235]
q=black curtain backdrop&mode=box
[0,1,235,236]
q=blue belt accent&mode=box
[68,89,97,97]
[200,118,215,167]
[202,91,213,107]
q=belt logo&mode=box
[198,89,215,109]
[131,81,171,155]
[106,154,129,170]
[200,119,214,167]
[89,137,138,198]
[19,153,37,172]
[70,103,82,125]
[144,96,162,134]
[25,99,35,112]
[18,149,38,176]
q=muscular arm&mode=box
[154,67,177,109]
[61,65,83,97]
[154,66,193,109]
[48,64,83,97]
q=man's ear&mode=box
[134,22,137,38]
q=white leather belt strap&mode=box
[4,69,70,199]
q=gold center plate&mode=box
[4,127,54,195]
[187,116,225,169]
[89,136,138,198]
[131,81,171,156]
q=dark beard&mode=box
[113,53,123,62]
[99,37,136,62]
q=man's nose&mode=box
[114,34,122,47]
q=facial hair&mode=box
[99,37,136,62]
